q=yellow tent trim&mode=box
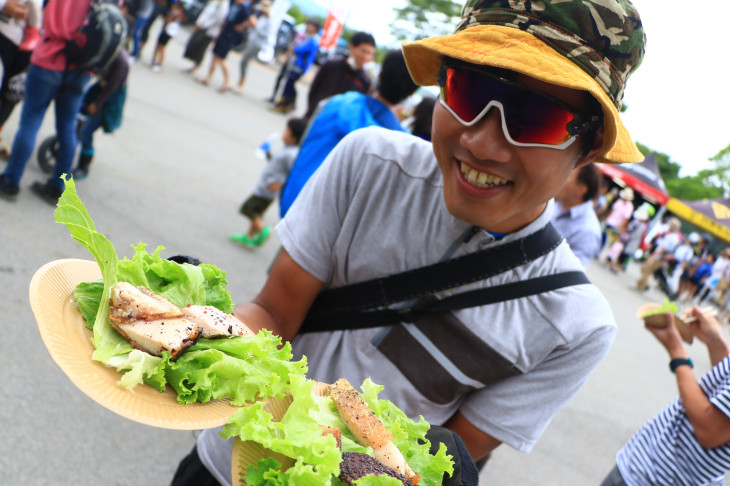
[665,198,730,244]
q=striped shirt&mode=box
[617,355,730,485]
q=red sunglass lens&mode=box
[442,67,577,146]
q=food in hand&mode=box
[108,316,200,360]
[327,378,420,484]
[110,281,184,323]
[108,282,255,360]
[338,452,415,486]
[182,305,254,338]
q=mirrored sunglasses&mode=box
[438,63,601,149]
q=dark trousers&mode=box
[170,445,221,486]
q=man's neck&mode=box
[557,197,583,211]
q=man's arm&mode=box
[233,248,325,343]
[443,411,502,462]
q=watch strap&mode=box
[669,358,694,373]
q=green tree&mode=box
[636,142,724,200]
[287,5,306,25]
[392,0,463,40]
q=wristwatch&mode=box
[669,358,694,373]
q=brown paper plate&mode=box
[232,381,329,485]
[29,259,238,430]
[636,302,693,344]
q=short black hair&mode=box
[576,163,601,202]
[349,31,375,48]
[305,19,321,31]
[377,49,418,105]
[411,96,436,141]
[286,117,307,143]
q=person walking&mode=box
[270,18,319,113]
[182,0,229,75]
[0,0,94,204]
[198,0,255,93]
[230,117,306,248]
[232,0,271,93]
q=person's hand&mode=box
[684,306,724,346]
[86,102,98,116]
[645,312,686,358]
[2,0,28,20]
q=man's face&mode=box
[431,70,601,233]
[349,43,375,69]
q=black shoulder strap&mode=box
[300,223,587,334]
[306,223,564,316]
[299,271,589,333]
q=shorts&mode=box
[240,194,273,219]
[157,30,172,46]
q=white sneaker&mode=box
[151,65,162,73]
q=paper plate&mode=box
[636,302,694,344]
[29,259,238,430]
[232,381,329,485]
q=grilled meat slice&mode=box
[338,452,414,486]
[109,282,183,323]
[327,378,420,483]
[326,378,394,448]
[108,316,200,360]
[181,305,254,338]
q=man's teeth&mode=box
[460,163,509,188]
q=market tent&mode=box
[597,154,670,205]
[666,197,730,244]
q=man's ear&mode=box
[575,127,605,168]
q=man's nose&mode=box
[459,106,512,162]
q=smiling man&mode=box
[172,1,647,484]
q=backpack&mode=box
[65,0,128,72]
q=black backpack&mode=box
[65,0,128,72]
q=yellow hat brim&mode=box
[402,25,643,164]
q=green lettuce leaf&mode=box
[641,299,679,317]
[54,177,306,405]
[223,377,454,486]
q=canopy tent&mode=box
[666,197,730,244]
[597,154,670,205]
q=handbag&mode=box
[300,223,590,333]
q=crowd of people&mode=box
[5,1,730,486]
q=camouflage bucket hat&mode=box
[402,0,647,164]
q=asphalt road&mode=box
[1,25,727,486]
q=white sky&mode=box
[315,0,730,176]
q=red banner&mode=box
[319,0,351,51]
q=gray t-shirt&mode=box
[197,127,616,484]
[253,144,298,200]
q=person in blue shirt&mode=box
[271,18,320,114]
[278,49,419,217]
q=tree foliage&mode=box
[636,142,725,200]
[392,0,463,40]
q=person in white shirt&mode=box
[636,217,682,292]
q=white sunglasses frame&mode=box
[437,95,579,150]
